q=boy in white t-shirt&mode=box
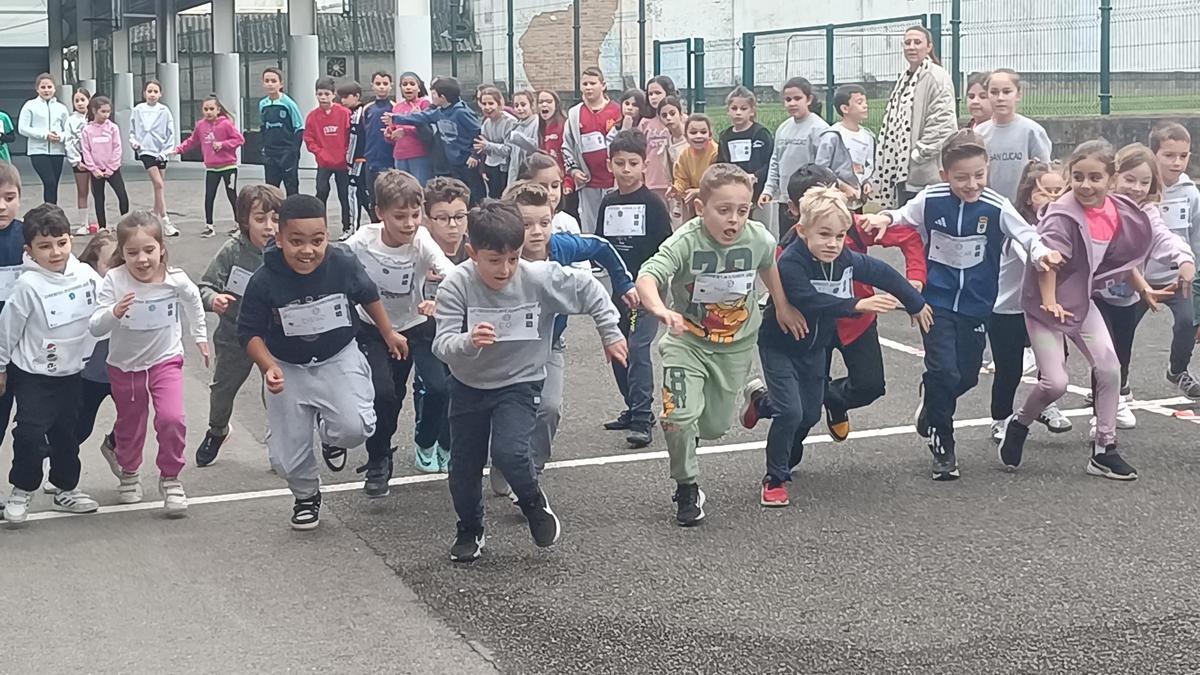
[815,84,875,210]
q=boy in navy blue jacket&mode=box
[863,130,1061,481]
[747,186,930,507]
[360,71,396,220]
[388,78,485,205]
[237,194,407,530]
[0,162,23,470]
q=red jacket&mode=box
[778,214,927,345]
[304,104,351,170]
[539,118,574,193]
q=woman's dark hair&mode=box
[86,95,112,122]
[904,25,940,65]
[782,77,822,118]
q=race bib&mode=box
[436,119,457,138]
[0,265,23,302]
[423,277,441,301]
[580,131,607,154]
[278,294,352,337]
[1161,199,1190,231]
[811,267,854,299]
[727,139,752,163]
[1101,277,1135,299]
[928,230,986,270]
[362,252,416,295]
[40,280,97,329]
[604,204,646,237]
[122,293,179,331]
[226,265,253,296]
[468,302,541,342]
[692,270,756,304]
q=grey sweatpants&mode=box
[266,342,377,499]
[208,334,258,435]
[490,346,564,495]
[577,186,606,234]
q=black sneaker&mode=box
[450,524,486,563]
[195,430,228,468]
[1087,445,1138,481]
[998,416,1029,469]
[914,383,930,438]
[357,448,394,499]
[603,411,632,431]
[825,405,850,442]
[928,429,960,481]
[520,489,561,548]
[1166,369,1200,399]
[672,482,706,526]
[625,423,652,449]
[321,443,347,472]
[291,493,322,530]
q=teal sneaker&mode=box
[413,443,440,473]
[435,442,450,473]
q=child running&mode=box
[76,230,118,475]
[340,80,370,233]
[432,199,626,562]
[0,162,24,454]
[716,86,773,207]
[863,130,1061,481]
[636,164,807,526]
[170,94,244,237]
[194,185,283,467]
[564,67,622,233]
[80,96,130,231]
[997,140,1156,480]
[499,89,541,186]
[0,203,103,524]
[388,77,485,204]
[130,80,178,236]
[90,212,208,514]
[759,77,830,231]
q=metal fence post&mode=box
[506,0,515,92]
[1099,0,1112,114]
[685,39,694,111]
[638,0,647,84]
[825,24,835,123]
[741,32,755,89]
[951,0,962,114]
[573,0,582,102]
[693,37,705,112]
[929,13,942,62]
[653,40,661,76]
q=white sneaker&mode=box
[72,224,90,236]
[4,488,34,524]
[1116,395,1137,429]
[53,489,99,514]
[990,419,1005,444]
[1021,348,1038,375]
[118,472,143,504]
[160,477,188,516]
[162,218,180,237]
[983,360,997,374]
[1036,402,1073,433]
[41,457,59,494]
[99,433,121,479]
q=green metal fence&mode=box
[652,38,706,112]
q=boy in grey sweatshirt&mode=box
[433,199,626,563]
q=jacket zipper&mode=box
[952,201,965,313]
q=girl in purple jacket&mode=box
[997,140,1154,480]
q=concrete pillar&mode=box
[288,0,318,170]
[157,62,182,152]
[288,0,316,38]
[113,73,136,163]
[155,0,176,63]
[394,0,433,83]
[112,28,130,74]
[213,54,242,162]
[78,79,98,96]
[76,0,95,81]
[212,0,236,53]
[48,0,65,83]
[59,85,74,109]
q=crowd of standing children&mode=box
[2,36,1199,562]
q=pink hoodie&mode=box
[175,116,244,168]
[81,120,124,174]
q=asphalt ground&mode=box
[4,167,1200,674]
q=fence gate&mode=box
[653,38,707,112]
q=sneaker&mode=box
[88,223,99,234]
[989,419,1005,444]
[195,430,228,468]
[928,430,960,481]
[162,218,180,237]
[321,443,347,472]
[413,442,439,473]
[998,416,1029,468]
[914,382,930,438]
[4,488,34,524]
[41,456,58,493]
[672,482,706,526]
[200,224,216,238]
[450,525,485,563]
[159,477,188,516]
[117,472,142,504]
[1116,395,1137,430]
[603,411,632,431]
[1166,369,1200,399]
[760,478,789,507]
[1036,403,1073,433]
[436,442,450,473]
[825,405,850,442]
[740,378,768,429]
[291,493,322,530]
[358,449,394,499]
[72,224,90,236]
[1087,445,1138,481]
[520,489,562,548]
[625,423,652,449]
[983,360,997,374]
[42,480,59,495]
[52,489,99,514]
[1021,347,1038,375]
[99,432,121,478]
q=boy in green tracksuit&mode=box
[194,185,283,466]
[636,163,806,527]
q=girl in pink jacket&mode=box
[81,95,129,229]
[170,94,244,237]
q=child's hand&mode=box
[466,157,479,169]
[113,292,136,318]
[908,279,925,292]
[622,115,635,131]
[621,287,641,309]
[211,293,235,315]
[92,170,103,178]
[197,342,211,368]
[1179,262,1195,297]
[264,365,285,394]
[604,339,629,367]
[658,310,688,336]
[471,321,497,348]
[774,302,809,340]
[683,188,699,206]
[571,169,589,185]
[1140,284,1176,313]
[757,193,772,207]
[211,140,223,151]
[472,136,487,153]
[911,304,934,333]
[383,329,409,360]
[1040,303,1074,323]
[855,293,900,314]
[861,213,890,235]
[48,132,61,143]
[131,141,140,150]
[1037,249,1064,271]
[417,299,436,316]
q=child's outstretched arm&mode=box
[361,299,409,360]
[542,264,626,366]
[1000,201,1061,270]
[1037,269,1071,322]
[173,272,210,366]
[760,264,809,340]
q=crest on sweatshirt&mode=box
[976,216,989,234]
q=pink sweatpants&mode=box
[108,355,187,478]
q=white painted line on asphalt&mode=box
[19,396,1191,523]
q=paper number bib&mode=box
[122,293,179,331]
[691,270,755,304]
[363,253,416,295]
[278,294,352,337]
[811,267,854,299]
[580,131,607,154]
[928,230,986,270]
[604,204,646,237]
[1161,199,1190,231]
[468,302,541,342]
[226,266,253,296]
[727,139,752,163]
[40,280,97,329]
[0,265,23,302]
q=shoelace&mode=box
[322,444,347,472]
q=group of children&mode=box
[1,61,1199,566]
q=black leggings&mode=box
[482,164,506,199]
[30,154,64,204]
[75,377,112,444]
[91,170,130,228]
[204,169,238,225]
[988,312,1031,421]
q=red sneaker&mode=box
[741,378,768,429]
[760,479,789,508]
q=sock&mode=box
[78,207,89,227]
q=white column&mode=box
[112,28,130,74]
[288,0,315,37]
[76,0,95,81]
[58,85,74,109]
[395,0,433,83]
[212,0,236,53]
[155,0,181,154]
[78,79,98,95]
[157,63,182,151]
[48,0,65,83]
[288,0,318,170]
[113,73,136,163]
[212,0,241,162]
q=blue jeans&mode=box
[394,155,432,185]
[757,343,826,484]
[920,306,987,450]
[610,299,659,426]
[359,323,450,463]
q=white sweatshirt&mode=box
[0,256,102,376]
[63,111,87,166]
[129,102,175,158]
[18,96,69,156]
[89,265,207,372]
[344,224,454,332]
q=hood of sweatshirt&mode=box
[21,254,94,287]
